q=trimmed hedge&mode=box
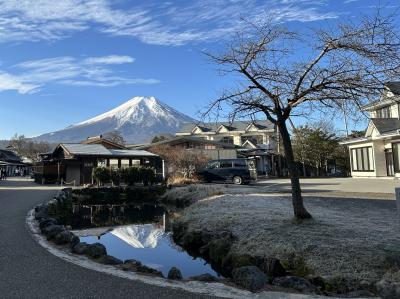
[93,166,157,186]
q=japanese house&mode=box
[0,148,32,176]
[35,136,162,185]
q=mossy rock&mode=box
[221,253,258,275]
[324,276,368,294]
[281,254,312,277]
[208,236,232,266]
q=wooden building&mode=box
[35,137,162,185]
[0,148,32,176]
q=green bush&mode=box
[110,169,121,186]
[92,167,111,186]
[139,167,156,186]
[123,167,140,186]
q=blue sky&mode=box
[0,0,397,139]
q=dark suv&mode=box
[198,158,257,185]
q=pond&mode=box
[68,203,221,279]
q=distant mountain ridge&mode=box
[33,96,195,144]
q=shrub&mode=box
[167,174,200,186]
[149,145,208,178]
[139,167,156,186]
[92,167,110,186]
[123,167,139,186]
[110,169,121,186]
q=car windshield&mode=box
[207,161,220,169]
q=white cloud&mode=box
[0,0,338,46]
[0,72,39,94]
[0,55,159,94]
[83,55,135,65]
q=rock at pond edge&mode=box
[232,266,267,292]
[168,267,183,280]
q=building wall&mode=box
[373,140,387,177]
[369,103,399,119]
[66,163,80,184]
[348,141,387,177]
[193,149,237,160]
[178,130,276,150]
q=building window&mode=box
[97,159,106,167]
[131,159,141,166]
[120,159,130,168]
[375,106,391,118]
[351,147,374,171]
[109,159,119,169]
[392,143,400,172]
[221,136,234,144]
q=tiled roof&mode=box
[62,144,110,155]
[0,149,22,162]
[60,144,157,157]
[371,118,400,134]
[131,136,239,150]
[177,120,274,134]
[109,149,157,157]
[362,82,400,110]
[386,82,400,95]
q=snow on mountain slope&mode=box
[34,96,195,144]
[111,224,165,249]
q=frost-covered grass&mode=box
[179,193,400,283]
[162,184,225,205]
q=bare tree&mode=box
[206,12,400,219]
[103,131,125,146]
[9,134,51,162]
[149,145,208,178]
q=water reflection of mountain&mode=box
[111,224,166,248]
[68,203,167,229]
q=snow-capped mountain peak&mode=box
[77,96,190,127]
[34,96,195,144]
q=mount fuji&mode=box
[34,96,195,144]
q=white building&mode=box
[176,120,283,175]
[341,82,400,177]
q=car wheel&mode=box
[232,176,243,185]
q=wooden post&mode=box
[396,188,400,218]
[57,162,61,185]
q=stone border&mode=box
[26,190,341,299]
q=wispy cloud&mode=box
[83,55,135,65]
[0,72,39,94]
[0,0,338,46]
[0,55,159,94]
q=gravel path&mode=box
[0,178,216,299]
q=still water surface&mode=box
[70,203,220,278]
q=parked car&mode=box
[198,158,257,185]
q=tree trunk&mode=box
[277,119,312,219]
